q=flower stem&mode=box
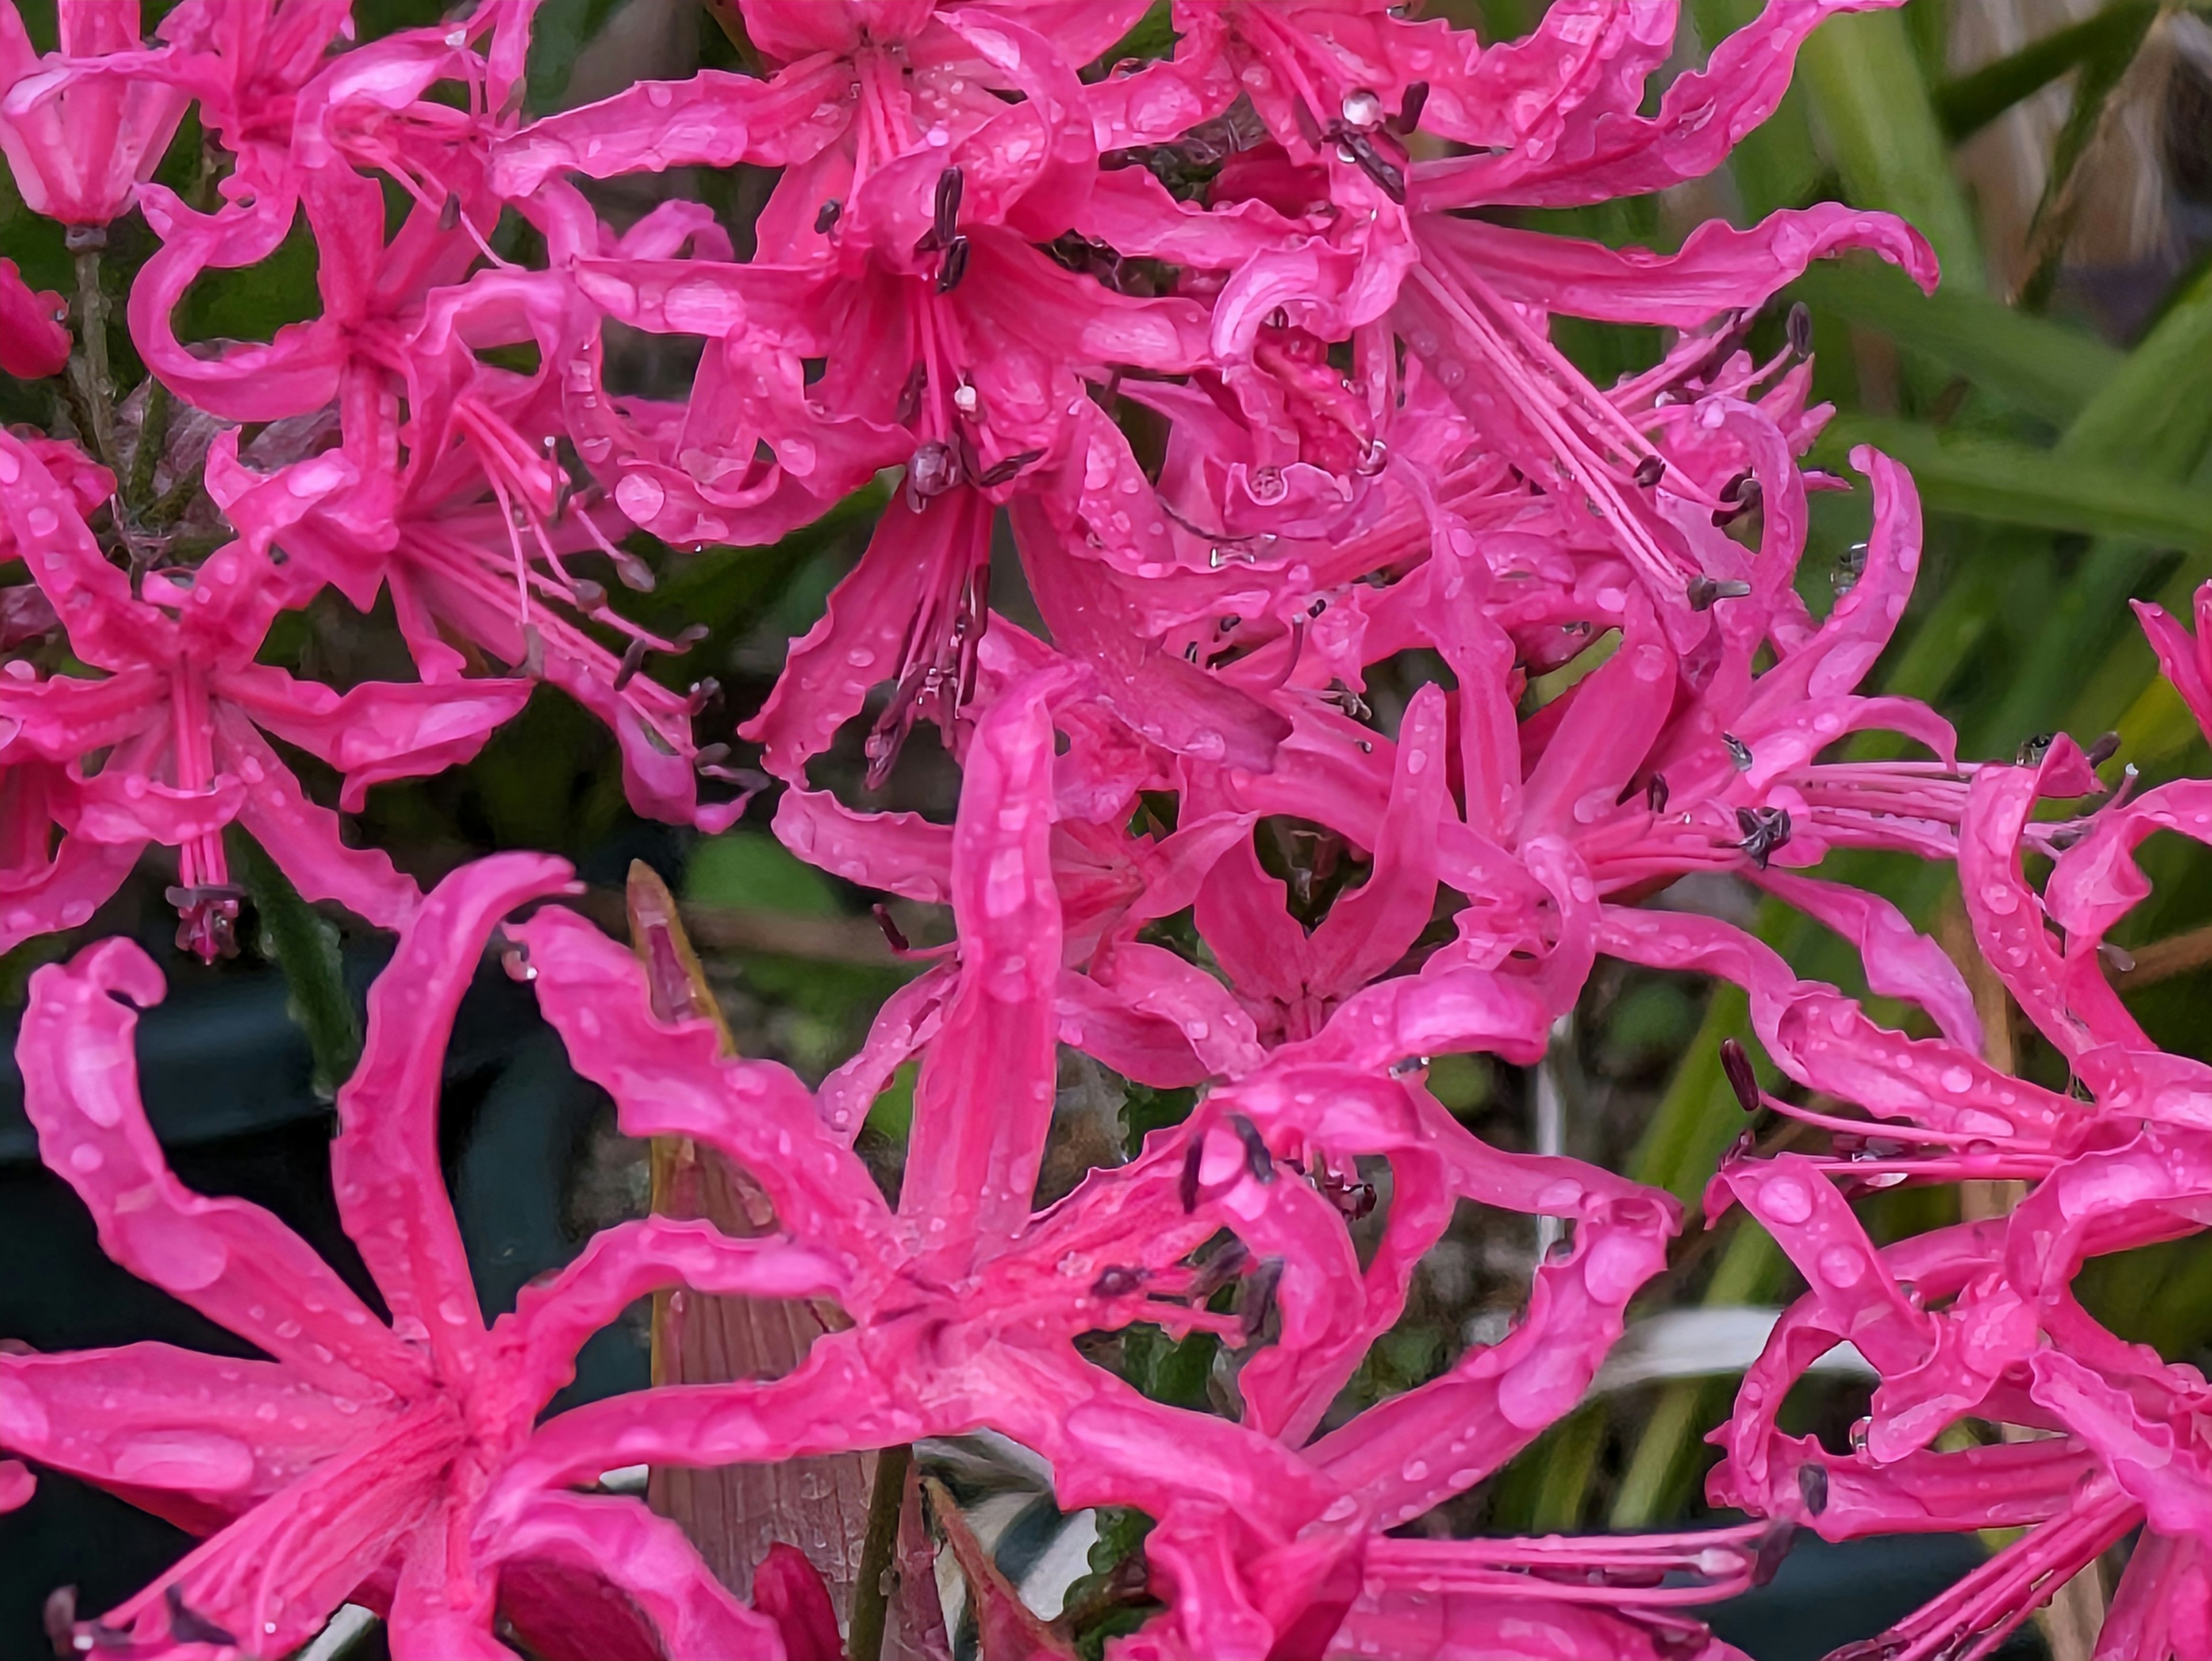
[65,227,120,478]
[849,1443,911,1661]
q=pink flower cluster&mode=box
[0,0,2205,1657]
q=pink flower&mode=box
[3,856,851,1659]
[1077,0,1934,621]
[448,669,1715,1659]
[1663,593,2212,1659]
[0,0,188,225]
[492,3,1222,781]
[0,432,528,956]
[2134,578,2212,743]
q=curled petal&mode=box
[18,937,426,1398]
[217,715,424,930]
[903,669,1071,1272]
[494,1219,849,1418]
[1419,204,1936,328]
[0,1344,395,1526]
[509,905,900,1276]
[334,854,578,1386]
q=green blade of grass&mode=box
[1820,415,2212,552]
[1789,260,2120,425]
[1931,1,2159,141]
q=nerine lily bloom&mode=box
[461,667,1717,1660]
[2,856,851,1660]
[1,650,1711,1661]
[0,0,188,225]
[491,0,1221,782]
[1077,0,1935,626]
[1669,599,2212,1661]
[0,432,528,956]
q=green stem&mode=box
[848,1443,910,1661]
[66,229,120,478]
[231,827,362,1098]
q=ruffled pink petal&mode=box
[2027,1349,2212,1548]
[1419,205,1936,329]
[131,187,347,422]
[1713,1154,1935,1378]
[0,432,175,674]
[1749,867,1982,1050]
[1195,836,1317,1016]
[742,490,990,785]
[0,1343,395,1511]
[903,669,1068,1272]
[493,1218,849,1418]
[507,905,902,1275]
[0,1458,30,1513]
[1518,593,1675,838]
[2093,1530,2212,1659]
[389,1505,515,1661]
[334,854,578,1387]
[1741,448,1925,728]
[772,787,953,905]
[18,936,429,1398]
[1303,683,1448,997]
[89,1397,464,1658]
[0,812,140,953]
[215,712,425,930]
[817,962,955,1142]
[215,664,533,812]
[480,1338,910,1530]
[1086,939,1268,1079]
[2134,588,2212,740]
[491,58,855,199]
[1413,0,1912,211]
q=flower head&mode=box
[3,856,852,1659]
[0,1,188,225]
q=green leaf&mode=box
[1819,415,2212,552]
[685,828,842,917]
[1978,264,2212,746]
[1789,260,2119,425]
[2058,262,2212,475]
[524,0,628,113]
[1931,1,2158,141]
[232,828,361,1099]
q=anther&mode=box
[937,234,971,293]
[1391,82,1429,134]
[1786,301,1813,357]
[1719,1039,1760,1113]
[933,166,964,245]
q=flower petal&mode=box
[334,854,578,1386]
[18,937,426,1398]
